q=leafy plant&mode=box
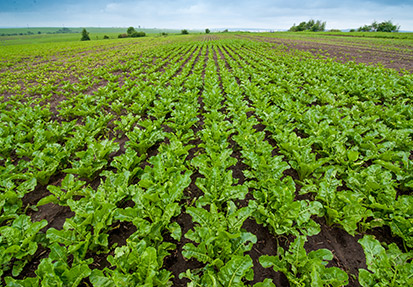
[358,235,413,286]
[180,255,254,287]
[301,168,372,235]
[192,150,248,207]
[89,239,173,286]
[126,119,165,156]
[181,202,256,285]
[31,143,69,185]
[37,174,86,206]
[63,139,119,179]
[110,146,144,178]
[0,215,47,277]
[35,243,91,286]
[253,176,323,237]
[260,236,349,286]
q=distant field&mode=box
[243,31,413,72]
[0,27,188,35]
[0,27,200,46]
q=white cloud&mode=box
[0,0,412,30]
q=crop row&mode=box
[1,35,412,286]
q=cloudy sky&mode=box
[1,0,412,31]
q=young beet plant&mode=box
[358,235,413,286]
[180,202,258,286]
[63,139,119,180]
[0,215,47,278]
[260,236,349,287]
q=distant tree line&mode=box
[57,28,73,33]
[289,20,326,32]
[1,27,74,37]
[357,20,399,32]
[0,32,37,36]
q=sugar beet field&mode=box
[0,33,412,286]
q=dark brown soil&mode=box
[307,218,367,287]
[243,218,290,286]
[164,212,204,286]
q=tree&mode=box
[205,28,210,34]
[358,25,372,32]
[127,26,137,36]
[103,35,109,39]
[181,29,189,35]
[376,20,400,32]
[289,20,326,32]
[81,28,90,41]
[357,20,399,32]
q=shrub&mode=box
[130,31,146,37]
[181,29,189,35]
[205,28,210,34]
[118,33,128,38]
[103,35,109,39]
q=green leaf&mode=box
[231,232,257,255]
[187,206,212,226]
[322,267,349,287]
[308,249,333,263]
[358,269,375,287]
[89,269,114,287]
[62,263,91,287]
[49,242,68,262]
[358,235,386,269]
[12,260,26,277]
[46,228,75,246]
[259,254,286,272]
[168,221,182,241]
[17,177,37,195]
[182,243,211,263]
[227,205,254,232]
[137,246,158,284]
[218,256,253,286]
[4,276,39,287]
[37,194,59,206]
[288,236,308,267]
[347,150,359,162]
[253,278,275,287]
